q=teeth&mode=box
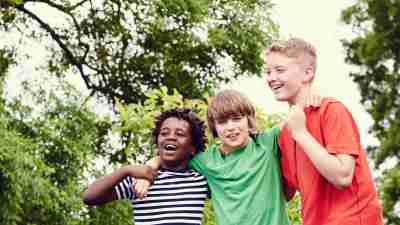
[165,144,176,150]
[270,83,283,90]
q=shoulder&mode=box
[254,127,280,154]
[256,126,280,143]
[189,146,217,172]
[187,169,207,180]
[156,169,208,187]
[193,145,218,160]
[319,97,348,115]
[315,97,357,124]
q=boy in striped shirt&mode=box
[83,108,209,225]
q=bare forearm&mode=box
[146,156,161,170]
[293,132,355,189]
[83,166,132,205]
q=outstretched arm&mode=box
[286,105,355,189]
[83,165,156,205]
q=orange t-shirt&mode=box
[279,98,383,225]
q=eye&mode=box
[232,116,243,122]
[276,68,285,73]
[216,118,228,124]
[159,131,169,136]
[176,131,186,137]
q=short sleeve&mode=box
[258,126,281,157]
[114,176,136,200]
[321,102,361,157]
[189,151,209,175]
[269,126,281,137]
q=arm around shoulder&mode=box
[134,156,161,199]
[83,165,156,205]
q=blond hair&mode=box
[265,37,317,72]
[207,89,257,138]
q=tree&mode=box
[1,0,278,104]
[0,47,14,87]
[0,65,120,224]
[341,1,400,224]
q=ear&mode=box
[155,147,161,156]
[302,66,314,83]
[189,146,196,156]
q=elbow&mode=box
[83,197,95,206]
[82,191,97,206]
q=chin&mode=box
[273,93,293,102]
[273,95,287,102]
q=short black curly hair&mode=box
[152,108,207,153]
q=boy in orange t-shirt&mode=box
[263,37,383,225]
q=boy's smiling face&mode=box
[157,117,196,170]
[264,52,312,105]
[214,114,250,155]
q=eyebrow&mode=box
[160,127,187,132]
[264,64,286,70]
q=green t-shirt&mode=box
[190,127,290,225]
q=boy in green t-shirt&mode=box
[137,89,291,225]
[190,89,290,225]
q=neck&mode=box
[219,145,231,156]
[220,137,250,156]
[289,85,312,106]
[160,161,189,172]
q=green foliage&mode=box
[202,200,217,225]
[286,194,302,225]
[3,0,23,7]
[0,48,15,87]
[83,201,132,225]
[379,165,400,225]
[0,78,114,224]
[341,0,400,223]
[1,0,277,104]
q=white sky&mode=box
[225,0,378,147]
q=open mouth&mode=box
[164,144,177,151]
[226,133,239,140]
[271,84,284,91]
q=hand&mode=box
[124,165,157,183]
[134,179,151,199]
[303,86,324,107]
[286,105,307,139]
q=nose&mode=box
[165,133,177,140]
[225,119,236,130]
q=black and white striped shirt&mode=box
[115,168,209,225]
